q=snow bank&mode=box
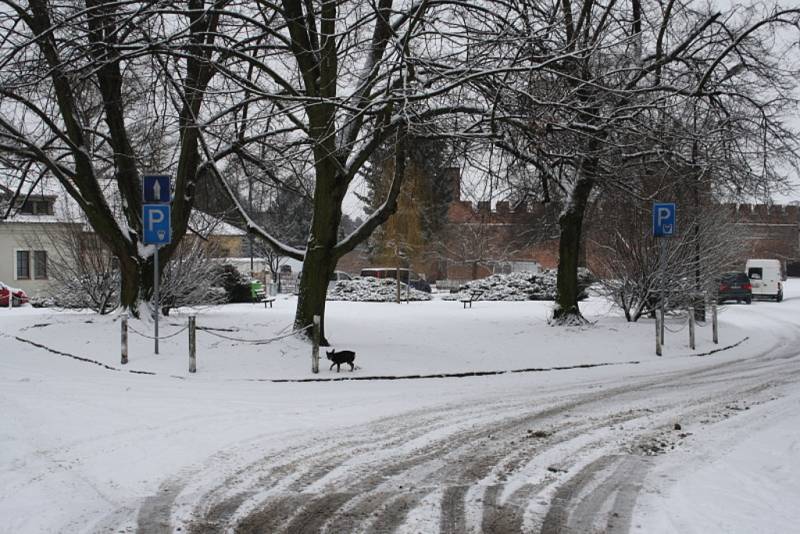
[0,291,748,382]
[327,277,432,302]
[441,269,595,301]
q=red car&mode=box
[0,282,29,307]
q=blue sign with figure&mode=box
[143,204,171,245]
[143,175,171,203]
[653,202,676,237]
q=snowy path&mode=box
[1,286,799,533]
[134,331,798,533]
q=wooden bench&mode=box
[252,287,266,303]
[261,296,276,308]
[460,291,482,308]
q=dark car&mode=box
[717,272,752,304]
[0,282,29,307]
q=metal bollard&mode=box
[121,313,129,365]
[655,310,662,356]
[188,315,196,373]
[688,306,696,350]
[312,315,320,373]
[712,301,719,344]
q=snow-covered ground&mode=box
[634,391,800,534]
[0,292,746,380]
[1,282,798,533]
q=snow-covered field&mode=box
[1,282,799,533]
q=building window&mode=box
[19,200,53,215]
[16,250,30,279]
[38,201,54,215]
[34,250,48,279]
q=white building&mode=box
[0,184,79,298]
[1,181,248,301]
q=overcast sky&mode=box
[716,1,800,204]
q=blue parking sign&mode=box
[653,203,676,237]
[143,175,171,203]
[143,204,171,245]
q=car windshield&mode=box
[720,273,748,284]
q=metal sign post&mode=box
[660,239,666,346]
[653,202,677,354]
[142,175,172,355]
[154,246,160,354]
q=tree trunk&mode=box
[119,256,141,314]
[552,175,595,325]
[293,153,345,344]
[117,253,163,317]
[295,246,337,346]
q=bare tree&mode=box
[207,1,488,342]
[0,1,227,314]
[483,1,800,324]
[438,216,544,281]
[28,216,119,314]
[159,237,226,315]
[592,198,745,322]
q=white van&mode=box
[745,259,785,302]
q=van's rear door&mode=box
[748,265,778,296]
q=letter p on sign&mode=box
[148,208,164,231]
[653,203,676,237]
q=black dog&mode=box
[326,349,356,372]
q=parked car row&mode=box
[717,259,785,304]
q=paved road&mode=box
[116,316,800,534]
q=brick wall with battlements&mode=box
[339,166,800,282]
[725,203,800,265]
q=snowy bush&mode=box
[209,263,251,303]
[327,277,432,302]
[158,241,227,314]
[441,269,594,302]
[28,295,56,308]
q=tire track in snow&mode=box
[125,332,800,533]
